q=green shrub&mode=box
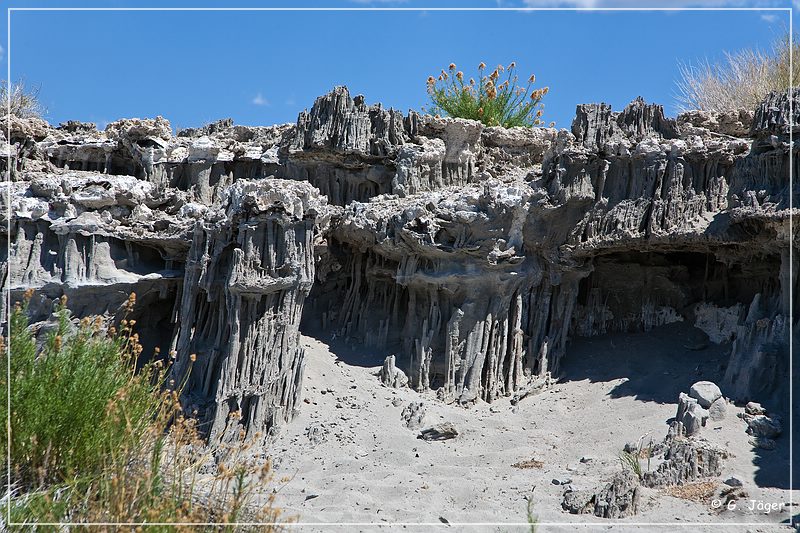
[2,293,160,489]
[2,292,285,530]
[425,62,550,128]
[676,32,800,113]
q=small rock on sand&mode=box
[419,422,459,441]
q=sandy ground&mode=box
[266,323,796,532]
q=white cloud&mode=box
[0,44,4,61]
[521,0,787,6]
[251,93,269,106]
[761,13,778,22]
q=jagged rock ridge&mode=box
[2,86,795,439]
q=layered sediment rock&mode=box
[2,87,795,438]
[169,179,328,440]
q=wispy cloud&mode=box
[761,13,778,22]
[521,0,788,6]
[251,93,269,106]
[349,0,409,4]
[0,44,4,62]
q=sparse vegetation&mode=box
[2,292,285,529]
[525,489,538,533]
[619,451,644,481]
[1,79,45,118]
[512,458,544,470]
[425,62,551,128]
[676,32,800,112]
[664,480,719,503]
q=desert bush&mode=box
[0,79,45,118]
[676,32,800,112]
[425,62,550,128]
[2,293,160,489]
[2,292,284,530]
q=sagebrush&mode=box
[2,292,286,530]
[676,32,800,112]
[425,62,550,128]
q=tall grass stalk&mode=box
[1,79,45,118]
[676,32,800,113]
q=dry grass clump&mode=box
[2,291,286,530]
[664,480,719,503]
[425,62,551,128]
[676,32,800,112]
[1,79,45,118]
[512,458,544,469]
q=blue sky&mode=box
[1,0,795,131]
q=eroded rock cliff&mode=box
[2,86,795,439]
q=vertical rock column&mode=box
[171,179,328,441]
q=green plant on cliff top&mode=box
[425,62,551,128]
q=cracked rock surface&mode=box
[2,86,794,445]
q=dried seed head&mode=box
[549,121,556,127]
[478,62,486,70]
[528,74,536,84]
[508,61,516,70]
[190,353,197,362]
[449,63,456,71]
[456,71,463,81]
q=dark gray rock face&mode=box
[571,97,678,152]
[562,471,640,518]
[2,87,794,439]
[169,180,328,440]
[750,88,800,137]
[641,432,727,488]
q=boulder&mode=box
[708,397,727,421]
[745,415,782,439]
[745,402,766,416]
[688,381,722,408]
